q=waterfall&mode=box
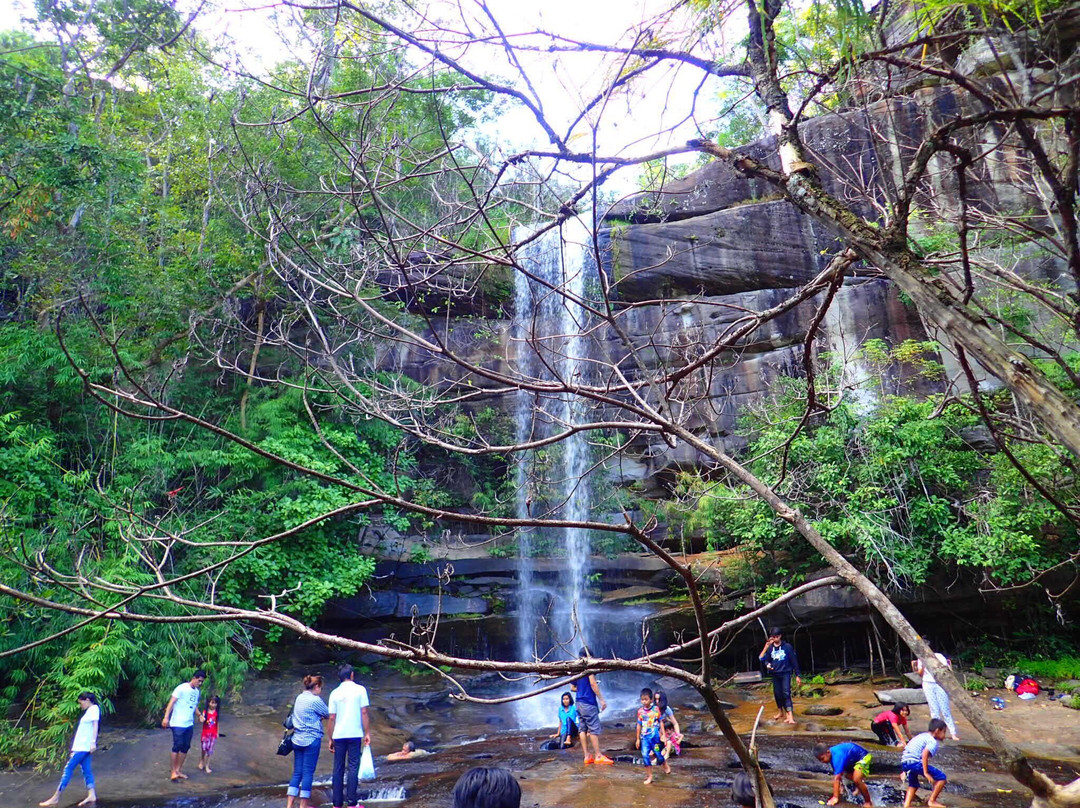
[511,218,597,727]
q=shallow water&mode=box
[14,676,1077,808]
[100,713,1074,808]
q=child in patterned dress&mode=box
[199,695,220,773]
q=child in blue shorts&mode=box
[636,688,670,785]
[901,719,948,808]
[812,741,873,806]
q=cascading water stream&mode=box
[511,219,597,727]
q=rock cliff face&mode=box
[378,77,1069,490]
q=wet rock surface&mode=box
[3,678,1078,808]
[803,705,844,716]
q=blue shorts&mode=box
[902,761,946,788]
[171,725,194,753]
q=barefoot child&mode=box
[760,628,802,724]
[870,703,911,747]
[661,718,682,759]
[198,695,219,773]
[901,719,949,808]
[813,741,874,807]
[39,692,99,807]
[636,688,671,785]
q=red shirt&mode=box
[873,709,907,727]
[202,708,219,737]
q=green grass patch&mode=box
[1016,656,1080,681]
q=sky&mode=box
[0,0,740,196]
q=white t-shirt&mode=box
[169,682,200,728]
[327,679,370,739]
[919,653,950,685]
[71,705,100,752]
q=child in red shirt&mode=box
[199,695,220,773]
[870,703,911,747]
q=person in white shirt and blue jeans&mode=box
[327,664,371,808]
[39,692,99,807]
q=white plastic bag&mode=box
[360,744,376,781]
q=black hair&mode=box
[77,692,98,705]
[403,740,415,752]
[662,718,676,732]
[640,687,653,699]
[578,648,590,659]
[451,766,522,808]
[894,702,909,713]
[561,691,574,706]
[339,663,355,682]
[732,771,756,808]
[928,718,947,733]
[812,742,831,759]
[655,690,669,713]
[767,627,783,638]
[193,668,207,679]
[208,694,221,706]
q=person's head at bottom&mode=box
[732,771,756,808]
[452,767,521,808]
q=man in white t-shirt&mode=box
[161,668,206,781]
[327,664,371,808]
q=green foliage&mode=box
[668,342,1079,592]
[1016,657,1080,681]
[382,658,435,678]
[0,10,499,763]
[963,676,990,692]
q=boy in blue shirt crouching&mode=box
[813,741,874,807]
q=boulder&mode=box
[395,593,489,618]
[960,425,999,453]
[876,688,928,705]
[654,675,693,693]
[603,585,666,603]
[603,201,833,301]
[732,671,763,684]
[803,705,844,716]
[823,670,868,685]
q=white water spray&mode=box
[511,218,598,727]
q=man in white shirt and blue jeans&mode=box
[327,664,371,808]
[161,668,206,782]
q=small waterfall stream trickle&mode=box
[511,219,598,727]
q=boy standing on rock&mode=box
[760,628,801,724]
[571,648,613,766]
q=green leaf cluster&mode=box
[672,346,1079,594]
